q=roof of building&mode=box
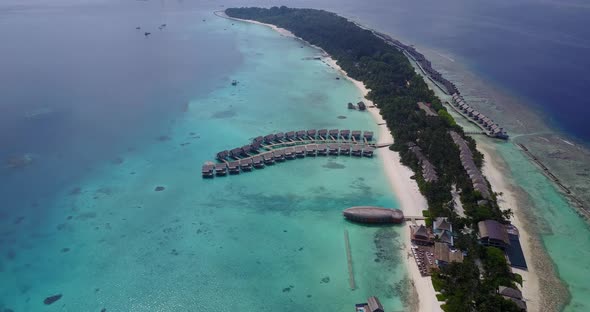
[506,297,527,311]
[412,225,429,240]
[434,217,452,232]
[439,231,453,245]
[499,286,523,299]
[478,220,510,245]
[434,242,464,263]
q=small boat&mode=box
[144,32,151,37]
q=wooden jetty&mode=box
[344,230,356,290]
[203,129,381,178]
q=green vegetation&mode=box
[225,7,521,311]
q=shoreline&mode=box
[216,10,441,312]
[478,142,541,312]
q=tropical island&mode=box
[225,7,527,312]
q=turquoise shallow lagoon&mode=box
[494,143,590,311]
[0,15,407,311]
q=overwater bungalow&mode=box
[262,153,275,165]
[471,111,480,120]
[228,161,240,174]
[317,144,328,155]
[363,131,374,141]
[466,108,475,115]
[329,129,339,139]
[240,145,252,156]
[340,129,350,139]
[240,158,253,171]
[264,134,276,144]
[252,156,264,168]
[351,145,362,156]
[284,147,295,159]
[363,146,375,157]
[340,143,351,155]
[294,146,305,157]
[306,144,317,156]
[273,149,285,162]
[285,131,295,140]
[250,142,261,151]
[296,130,306,139]
[215,163,227,176]
[328,143,339,155]
[229,148,242,159]
[307,129,317,139]
[253,136,264,144]
[202,163,214,178]
[275,132,285,141]
[357,101,366,111]
[351,130,362,140]
[216,150,229,161]
[318,129,328,139]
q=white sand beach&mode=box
[479,143,540,312]
[324,56,442,312]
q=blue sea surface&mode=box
[0,2,407,311]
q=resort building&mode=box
[434,242,464,267]
[411,225,433,245]
[408,142,438,182]
[433,217,453,245]
[449,131,491,199]
[478,220,510,250]
[498,286,527,311]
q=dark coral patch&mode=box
[157,135,171,142]
[43,294,62,305]
[61,248,70,253]
[337,115,347,119]
[154,186,166,192]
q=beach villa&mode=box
[478,220,510,250]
